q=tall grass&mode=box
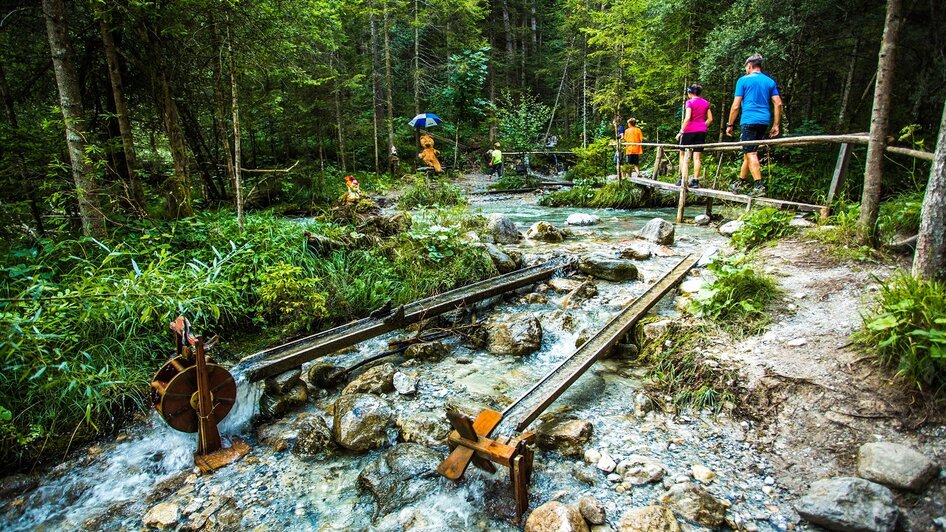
[398,175,466,209]
[856,273,946,393]
[539,182,645,209]
[0,208,493,470]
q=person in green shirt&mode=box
[488,143,504,178]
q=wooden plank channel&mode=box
[628,176,826,214]
[239,259,570,381]
[499,254,700,433]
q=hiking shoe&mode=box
[728,180,745,194]
[688,179,700,189]
[750,184,766,197]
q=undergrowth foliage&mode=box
[730,207,795,251]
[692,254,783,337]
[0,208,493,469]
[857,273,946,393]
[539,182,647,209]
[397,175,466,209]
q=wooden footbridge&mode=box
[438,254,700,519]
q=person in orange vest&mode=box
[622,118,644,178]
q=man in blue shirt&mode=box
[725,53,782,196]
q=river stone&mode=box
[536,419,593,457]
[657,482,729,527]
[679,279,704,294]
[578,255,639,282]
[694,214,711,226]
[637,218,674,245]
[263,368,302,395]
[691,464,716,484]
[620,243,652,261]
[566,213,601,226]
[719,220,744,237]
[396,411,450,446]
[293,414,334,456]
[487,313,543,356]
[525,501,590,532]
[620,455,665,485]
[306,361,347,388]
[143,502,181,530]
[487,213,522,244]
[790,216,817,228]
[561,281,598,308]
[259,382,309,419]
[575,328,591,348]
[392,372,417,395]
[527,221,566,243]
[523,292,549,304]
[617,505,681,532]
[342,363,396,395]
[358,443,442,516]
[597,452,617,472]
[0,474,37,498]
[332,393,394,452]
[403,341,450,361]
[579,495,606,525]
[485,242,519,273]
[257,416,303,452]
[856,442,940,491]
[641,319,672,342]
[633,393,655,417]
[795,477,898,532]
[548,278,583,293]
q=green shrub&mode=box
[490,174,540,191]
[567,138,613,183]
[730,208,795,250]
[877,190,924,242]
[856,273,946,392]
[812,202,878,262]
[258,263,328,332]
[692,254,782,337]
[398,175,466,209]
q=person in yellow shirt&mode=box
[622,118,644,178]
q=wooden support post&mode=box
[653,146,664,178]
[826,143,852,212]
[676,175,687,223]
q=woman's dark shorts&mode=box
[740,124,769,153]
[680,131,707,152]
[624,154,640,165]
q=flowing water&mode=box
[1,195,795,531]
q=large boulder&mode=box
[525,501,589,532]
[637,218,674,245]
[292,414,334,456]
[617,506,681,532]
[795,477,899,532]
[620,242,652,261]
[485,243,520,273]
[856,442,940,492]
[657,482,729,527]
[396,412,450,446]
[332,393,394,452]
[358,443,442,516]
[718,220,744,237]
[526,221,566,243]
[487,213,522,244]
[694,214,711,226]
[566,213,601,226]
[487,313,543,356]
[578,495,606,525]
[619,455,666,485]
[263,368,302,395]
[342,363,396,395]
[259,382,308,419]
[578,255,639,282]
[403,341,450,361]
[560,281,598,308]
[536,419,593,457]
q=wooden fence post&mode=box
[826,143,852,209]
[653,146,663,178]
[676,178,687,223]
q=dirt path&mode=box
[714,237,945,529]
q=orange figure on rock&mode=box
[343,175,361,203]
[418,133,443,173]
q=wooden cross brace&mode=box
[436,408,536,520]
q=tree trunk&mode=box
[0,58,44,234]
[912,99,946,280]
[383,3,396,158]
[371,5,383,174]
[837,37,860,130]
[212,19,235,198]
[414,0,420,116]
[332,54,348,171]
[43,0,105,236]
[488,26,497,143]
[858,0,902,244]
[227,20,243,230]
[501,0,514,84]
[159,70,194,218]
[97,5,145,213]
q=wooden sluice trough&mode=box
[238,258,572,382]
[438,254,700,520]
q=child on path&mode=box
[622,119,644,178]
[487,143,504,178]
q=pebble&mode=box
[786,338,807,347]
[596,452,617,473]
[614,485,626,494]
[764,476,775,485]
[584,448,601,464]
[607,473,621,483]
[691,464,716,483]
[762,486,774,496]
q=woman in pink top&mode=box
[675,84,713,188]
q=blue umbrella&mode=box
[408,113,443,128]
